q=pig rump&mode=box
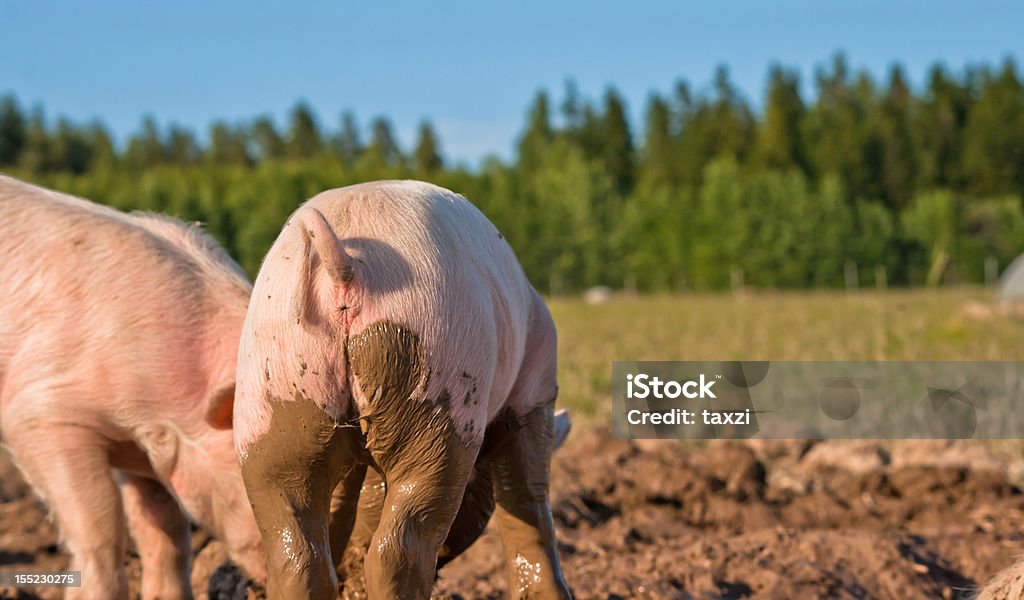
[234,181,572,599]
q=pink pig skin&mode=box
[235,180,571,599]
[0,175,264,600]
[235,180,556,452]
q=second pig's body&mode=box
[0,175,264,600]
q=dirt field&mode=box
[3,428,1024,599]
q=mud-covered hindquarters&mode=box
[3,432,1024,599]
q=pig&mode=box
[234,180,572,599]
[0,175,265,599]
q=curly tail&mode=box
[290,205,352,325]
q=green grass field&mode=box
[549,288,1024,425]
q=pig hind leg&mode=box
[489,339,572,598]
[340,460,492,597]
[490,403,571,599]
[436,461,494,570]
[346,321,480,598]
[361,417,477,599]
[239,397,360,600]
[440,407,573,571]
[118,472,192,600]
[2,413,128,599]
[328,461,369,598]
[345,409,572,586]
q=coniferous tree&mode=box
[707,66,755,161]
[332,111,363,167]
[166,124,201,165]
[19,106,53,172]
[413,120,443,174]
[0,95,25,167]
[803,53,868,199]
[517,91,553,179]
[50,118,92,173]
[600,88,634,194]
[640,94,675,186]
[365,116,403,168]
[674,69,754,188]
[573,104,604,163]
[853,72,886,202]
[755,65,805,171]
[560,80,584,136]
[875,66,918,209]
[286,102,322,159]
[207,121,252,166]
[250,116,285,162]
[124,116,167,168]
[673,80,695,131]
[672,80,706,187]
[963,59,1024,196]
[84,121,116,169]
[915,65,970,190]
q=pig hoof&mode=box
[553,409,572,450]
[208,561,260,600]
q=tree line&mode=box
[2,53,1023,291]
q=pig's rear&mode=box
[235,180,570,599]
[236,180,549,451]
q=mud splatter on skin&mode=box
[459,372,480,407]
[345,321,477,599]
[346,321,427,461]
[345,321,474,474]
[240,392,366,600]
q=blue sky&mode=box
[1,1,1021,166]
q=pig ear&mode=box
[204,383,235,430]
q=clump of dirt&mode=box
[2,432,1024,599]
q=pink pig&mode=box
[0,175,264,599]
[234,180,572,599]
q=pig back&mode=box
[0,176,249,430]
[310,181,541,442]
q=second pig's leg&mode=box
[118,472,193,600]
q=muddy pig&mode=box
[234,180,572,599]
[0,175,264,599]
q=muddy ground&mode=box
[3,429,1024,599]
